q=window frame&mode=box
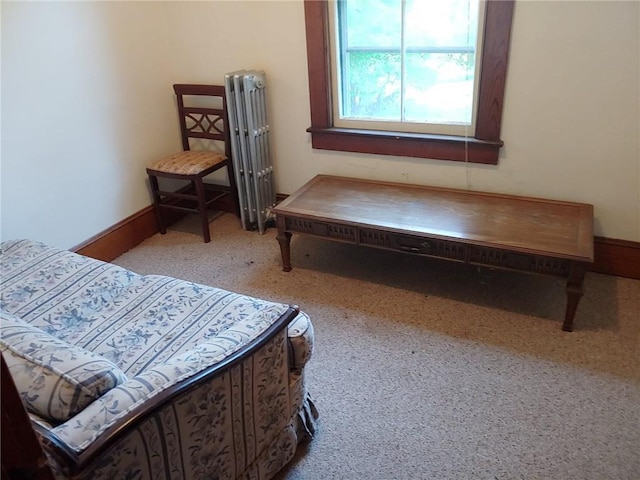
[304,0,514,165]
[331,0,486,136]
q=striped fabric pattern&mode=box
[62,329,295,480]
[0,310,127,422]
[0,239,318,480]
[0,239,290,377]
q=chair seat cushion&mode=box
[147,151,226,175]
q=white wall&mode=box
[1,1,178,248]
[2,0,638,248]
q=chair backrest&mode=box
[173,84,230,155]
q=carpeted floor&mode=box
[114,213,640,480]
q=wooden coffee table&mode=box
[273,175,594,331]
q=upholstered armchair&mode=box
[0,239,317,479]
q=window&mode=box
[332,0,483,136]
[304,0,514,165]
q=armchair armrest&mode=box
[37,307,299,477]
[287,311,314,373]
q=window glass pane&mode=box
[345,0,401,48]
[404,52,475,124]
[336,0,481,130]
[344,51,401,120]
[404,0,479,48]
[404,0,479,125]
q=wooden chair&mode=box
[146,84,239,243]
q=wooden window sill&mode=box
[307,127,503,165]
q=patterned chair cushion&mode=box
[0,310,127,423]
[147,151,226,175]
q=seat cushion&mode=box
[0,239,295,378]
[147,151,227,176]
[0,310,127,423]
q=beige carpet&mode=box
[114,213,640,480]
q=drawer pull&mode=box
[398,244,420,253]
[396,241,432,253]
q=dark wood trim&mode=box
[72,189,238,262]
[475,0,515,141]
[2,354,55,480]
[304,0,332,128]
[303,0,514,165]
[591,237,640,280]
[73,206,159,262]
[306,127,502,164]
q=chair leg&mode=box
[194,178,211,243]
[226,163,241,218]
[148,174,167,234]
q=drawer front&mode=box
[359,228,392,248]
[468,246,571,275]
[388,234,467,261]
[285,217,357,243]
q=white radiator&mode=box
[224,70,276,234]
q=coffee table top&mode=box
[273,175,594,262]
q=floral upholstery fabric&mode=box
[147,151,226,175]
[287,312,314,373]
[0,310,127,422]
[1,239,289,377]
[0,239,318,480]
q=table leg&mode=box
[563,262,587,332]
[276,229,292,272]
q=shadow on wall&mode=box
[0,1,177,247]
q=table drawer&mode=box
[468,246,571,275]
[388,233,468,261]
[285,217,357,243]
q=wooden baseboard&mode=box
[73,190,239,262]
[73,200,640,280]
[73,206,159,262]
[591,237,640,279]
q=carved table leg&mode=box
[276,231,292,272]
[563,262,587,332]
[275,216,292,271]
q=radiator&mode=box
[224,70,276,234]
